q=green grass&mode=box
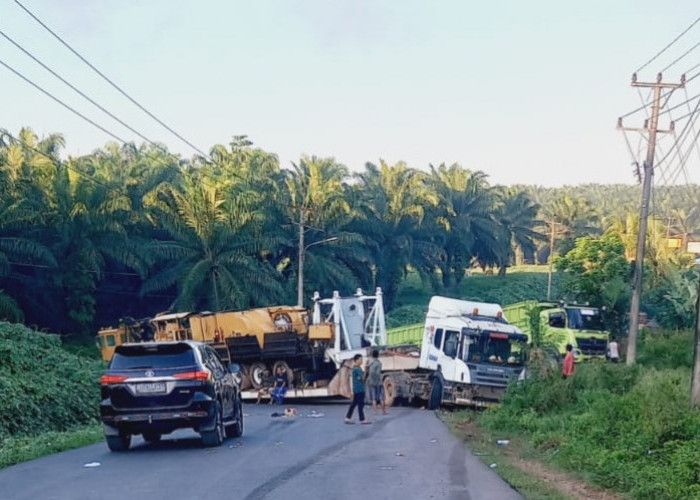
[0,425,103,469]
[443,411,573,500]
[476,351,700,500]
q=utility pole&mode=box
[297,206,306,308]
[692,285,700,407]
[545,220,567,300]
[618,73,684,365]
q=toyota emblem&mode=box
[145,370,155,377]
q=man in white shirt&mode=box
[608,337,620,363]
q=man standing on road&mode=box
[608,337,620,363]
[366,350,387,415]
[345,354,370,425]
[562,344,575,379]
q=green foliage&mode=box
[482,338,700,500]
[0,426,102,469]
[0,323,102,441]
[385,304,427,329]
[637,329,693,370]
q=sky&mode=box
[1,0,699,187]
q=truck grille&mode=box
[576,337,607,355]
[467,363,523,388]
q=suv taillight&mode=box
[174,371,210,381]
[100,374,128,385]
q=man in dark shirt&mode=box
[271,365,289,404]
[345,354,370,424]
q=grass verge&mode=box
[0,425,102,470]
[442,411,575,500]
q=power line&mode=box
[12,0,210,159]
[662,39,700,73]
[636,14,700,73]
[0,29,163,150]
[0,57,128,144]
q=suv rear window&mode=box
[110,343,196,370]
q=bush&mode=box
[0,323,102,441]
[386,304,427,328]
[637,329,693,370]
[481,362,700,500]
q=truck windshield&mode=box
[464,336,524,365]
[565,308,604,331]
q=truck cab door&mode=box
[439,329,461,383]
[542,308,568,355]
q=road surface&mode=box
[0,404,522,500]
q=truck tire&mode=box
[106,433,131,452]
[383,375,396,407]
[249,362,267,389]
[142,431,161,443]
[428,378,443,410]
[226,396,244,438]
[201,402,225,447]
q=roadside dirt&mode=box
[452,420,625,500]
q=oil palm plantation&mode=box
[352,161,441,309]
[142,173,284,312]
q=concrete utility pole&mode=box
[297,206,306,308]
[545,220,565,301]
[692,287,700,407]
[618,73,684,365]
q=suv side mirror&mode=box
[228,363,241,374]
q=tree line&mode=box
[1,127,699,336]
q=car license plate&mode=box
[135,382,166,394]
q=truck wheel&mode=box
[383,375,396,407]
[106,433,131,452]
[249,362,267,389]
[201,403,225,447]
[226,396,244,438]
[428,378,443,410]
[143,431,161,443]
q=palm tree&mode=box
[490,189,544,275]
[142,174,284,311]
[428,163,499,287]
[351,161,441,309]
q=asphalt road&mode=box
[0,404,522,500]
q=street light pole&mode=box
[297,236,339,307]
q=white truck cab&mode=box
[417,296,527,406]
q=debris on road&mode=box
[83,462,101,468]
[379,466,394,471]
[489,463,498,469]
[229,441,243,449]
[430,439,438,443]
[275,441,285,446]
[395,452,404,457]
[306,410,325,418]
[496,440,510,446]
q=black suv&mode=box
[100,341,243,451]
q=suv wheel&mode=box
[143,431,161,443]
[106,433,131,452]
[201,402,224,447]
[226,397,244,438]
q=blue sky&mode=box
[1,0,699,186]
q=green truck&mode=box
[501,301,610,361]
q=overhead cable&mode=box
[13,0,210,158]
[636,14,700,73]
